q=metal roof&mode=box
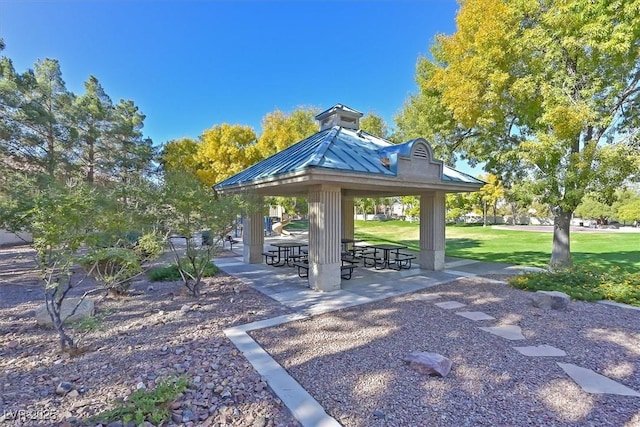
[215,126,484,190]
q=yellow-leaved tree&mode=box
[252,107,318,161]
[161,138,200,176]
[397,0,640,266]
[195,124,258,187]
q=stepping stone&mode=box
[557,363,640,397]
[478,325,525,340]
[434,301,466,310]
[413,293,441,301]
[455,311,495,321]
[513,344,566,357]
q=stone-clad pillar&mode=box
[243,197,264,264]
[419,191,446,270]
[341,195,354,241]
[308,185,341,291]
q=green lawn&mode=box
[353,220,640,273]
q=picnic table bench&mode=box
[292,258,358,280]
[262,250,280,265]
[389,252,416,270]
[224,235,239,250]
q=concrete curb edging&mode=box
[224,315,342,427]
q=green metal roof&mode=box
[214,125,483,190]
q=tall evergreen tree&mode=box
[108,99,155,183]
[73,75,113,183]
[21,58,76,179]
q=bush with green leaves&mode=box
[509,265,640,306]
[149,262,218,282]
[161,171,254,296]
[80,247,142,295]
[92,376,188,425]
[135,232,165,259]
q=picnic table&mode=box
[266,242,308,267]
[362,244,408,270]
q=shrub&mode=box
[92,376,188,425]
[135,232,165,260]
[148,262,218,282]
[509,265,640,306]
[81,247,142,295]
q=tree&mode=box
[446,193,476,223]
[1,58,76,179]
[575,194,616,225]
[73,75,113,183]
[194,124,257,186]
[0,48,160,352]
[398,196,420,219]
[107,99,155,183]
[161,171,246,296]
[252,107,318,161]
[503,180,535,225]
[618,200,640,225]
[479,173,505,224]
[360,112,388,138]
[161,137,200,176]
[397,0,640,266]
[354,198,374,219]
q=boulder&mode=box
[531,290,570,310]
[403,351,452,377]
[36,297,95,328]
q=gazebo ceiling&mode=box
[214,105,484,197]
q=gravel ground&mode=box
[0,245,299,427]
[251,276,640,427]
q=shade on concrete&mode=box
[214,104,484,291]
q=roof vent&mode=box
[413,143,429,159]
[315,104,363,131]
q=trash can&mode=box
[201,230,212,246]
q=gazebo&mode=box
[215,104,484,291]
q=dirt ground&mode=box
[0,244,299,427]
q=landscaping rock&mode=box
[403,351,452,377]
[182,408,196,422]
[35,297,95,327]
[56,381,74,396]
[531,291,570,310]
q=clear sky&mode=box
[1,1,461,151]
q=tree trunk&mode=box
[87,138,95,183]
[510,203,518,225]
[550,208,572,268]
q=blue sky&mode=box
[1,0,469,165]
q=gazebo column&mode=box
[419,191,446,270]
[341,195,354,240]
[308,185,341,291]
[243,197,264,264]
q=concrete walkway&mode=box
[218,235,639,427]
[217,232,522,313]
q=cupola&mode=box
[315,104,363,131]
